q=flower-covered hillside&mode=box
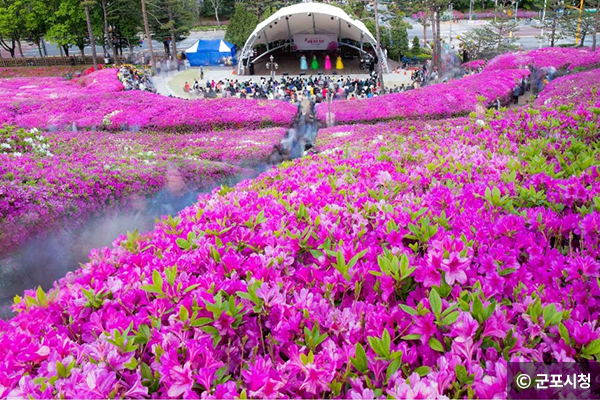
[534,68,600,107]
[484,47,600,72]
[316,69,529,124]
[2,101,600,398]
[0,69,297,131]
[0,126,285,255]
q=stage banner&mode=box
[294,34,338,51]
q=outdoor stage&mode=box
[249,51,369,77]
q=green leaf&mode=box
[428,337,444,352]
[414,366,431,377]
[399,304,417,316]
[56,361,68,378]
[179,306,189,322]
[401,334,422,341]
[442,311,460,326]
[429,289,442,318]
[386,357,402,380]
[351,343,368,373]
[584,338,600,356]
[558,322,570,344]
[124,357,139,370]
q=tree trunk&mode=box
[374,0,384,92]
[80,45,85,57]
[431,12,437,60]
[435,9,442,73]
[127,38,134,55]
[423,20,427,47]
[214,6,221,27]
[84,4,99,70]
[550,13,557,46]
[101,0,119,63]
[141,0,156,74]
[17,40,24,57]
[63,45,70,57]
[37,41,43,58]
[593,0,599,50]
[168,3,178,61]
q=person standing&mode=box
[200,66,204,80]
[512,84,520,105]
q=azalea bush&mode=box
[0,69,297,131]
[316,69,529,124]
[0,66,86,79]
[2,100,600,398]
[0,126,285,255]
[461,60,486,70]
[535,68,600,107]
[485,47,600,72]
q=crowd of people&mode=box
[181,71,407,103]
[117,65,156,92]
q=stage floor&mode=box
[249,52,368,77]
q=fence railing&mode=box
[0,55,125,68]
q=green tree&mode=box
[225,3,258,49]
[411,35,420,54]
[47,0,91,56]
[23,0,51,57]
[460,16,519,58]
[0,0,27,57]
[148,0,196,56]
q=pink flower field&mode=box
[2,101,600,398]
[535,68,600,107]
[485,47,600,72]
[0,126,285,255]
[316,69,530,124]
[0,69,298,131]
[1,47,600,399]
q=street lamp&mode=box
[266,55,278,79]
[561,0,586,45]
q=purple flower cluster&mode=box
[2,100,600,398]
[316,69,529,124]
[485,47,600,72]
[0,126,284,255]
[535,68,600,107]
[0,69,297,131]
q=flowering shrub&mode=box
[0,66,85,79]
[316,69,529,124]
[0,126,285,254]
[535,68,600,107]
[462,60,486,70]
[0,69,297,131]
[485,47,600,72]
[2,100,600,398]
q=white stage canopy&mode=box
[236,2,388,74]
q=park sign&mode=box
[294,34,338,50]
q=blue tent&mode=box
[185,39,236,66]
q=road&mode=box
[405,18,600,50]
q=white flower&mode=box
[0,143,11,149]
[12,152,22,157]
